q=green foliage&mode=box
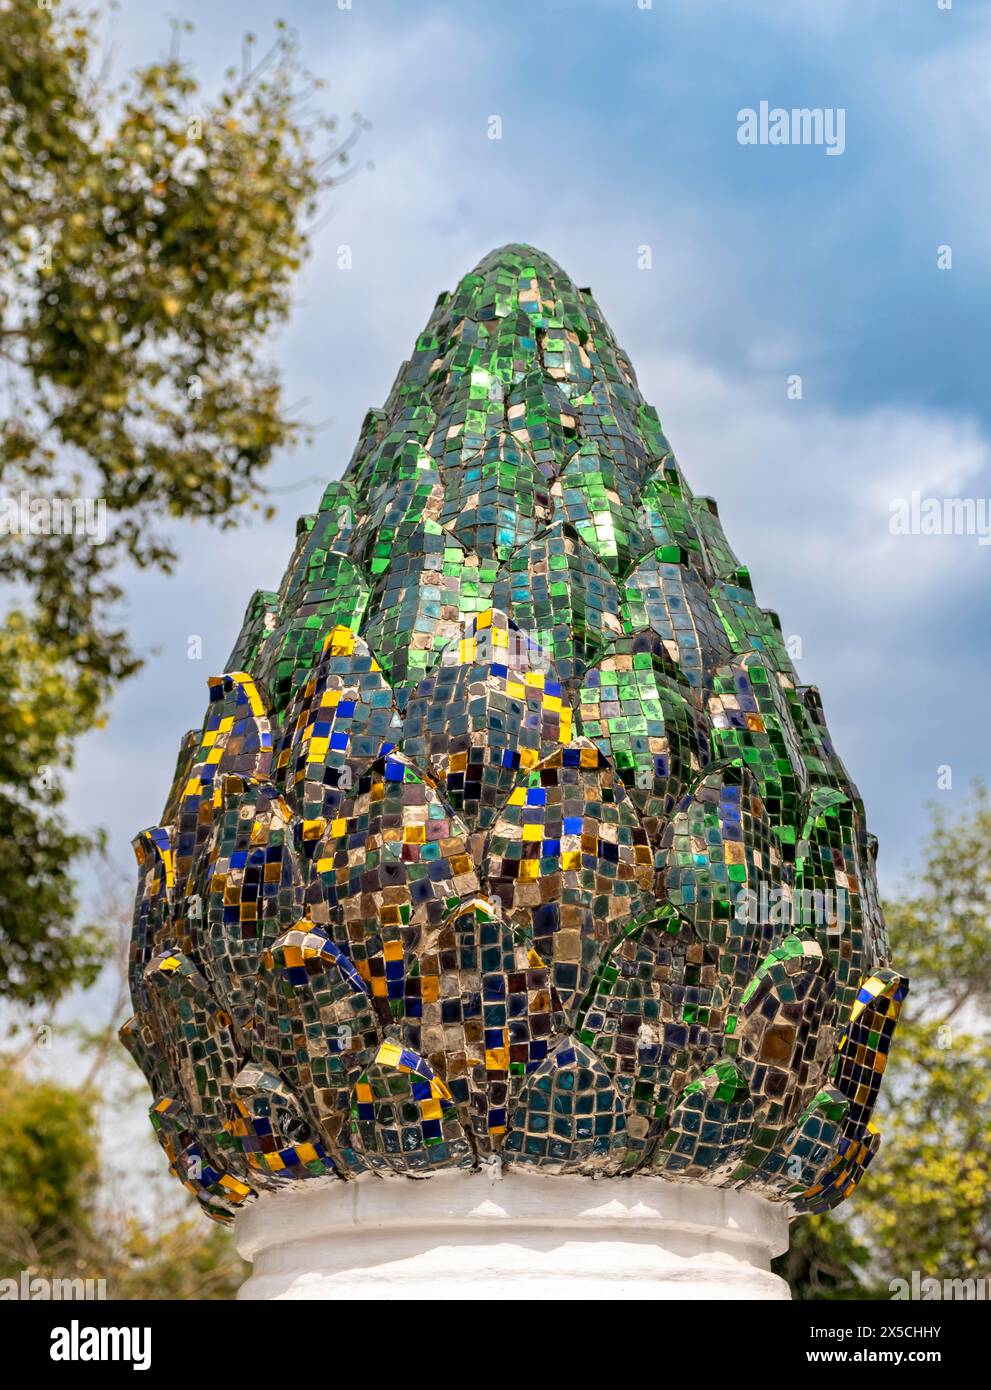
[855,1020,990,1277]
[0,1060,245,1298]
[0,1,358,1004]
[0,614,107,1003]
[111,1218,246,1301]
[787,784,991,1296]
[0,1063,99,1251]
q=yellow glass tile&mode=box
[220,1176,252,1199]
[323,626,356,657]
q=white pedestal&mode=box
[235,1170,791,1300]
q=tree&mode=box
[0,1060,246,1299]
[0,0,363,1004]
[0,1061,100,1255]
[781,784,991,1296]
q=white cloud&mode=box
[639,347,991,612]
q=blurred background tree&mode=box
[0,1060,247,1299]
[0,0,363,1006]
[779,783,991,1297]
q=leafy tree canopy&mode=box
[0,0,360,1003]
[0,1059,245,1298]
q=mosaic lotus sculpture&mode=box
[122,245,907,1224]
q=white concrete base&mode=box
[235,1170,791,1300]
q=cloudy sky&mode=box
[69,0,990,918]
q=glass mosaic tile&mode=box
[121,245,905,1223]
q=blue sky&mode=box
[69,0,990,918]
